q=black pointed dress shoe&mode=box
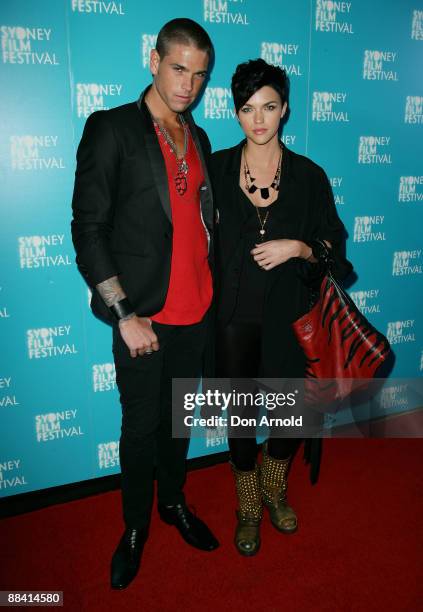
[110,527,148,589]
[158,503,219,551]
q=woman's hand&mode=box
[251,239,303,270]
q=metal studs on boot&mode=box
[231,462,262,556]
[260,443,298,534]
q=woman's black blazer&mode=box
[210,140,352,377]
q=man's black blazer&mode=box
[71,87,214,324]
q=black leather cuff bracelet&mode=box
[109,298,135,321]
[306,239,333,265]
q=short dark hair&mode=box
[156,18,213,59]
[231,58,289,113]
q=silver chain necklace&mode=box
[150,109,189,196]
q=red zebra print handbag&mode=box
[292,240,391,403]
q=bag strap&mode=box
[309,239,354,306]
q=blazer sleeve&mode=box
[298,166,352,285]
[313,168,344,244]
[314,168,353,280]
[71,111,120,287]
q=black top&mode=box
[233,188,282,321]
[210,141,352,378]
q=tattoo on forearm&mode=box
[96,276,126,307]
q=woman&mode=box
[210,59,351,556]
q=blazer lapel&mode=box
[215,141,253,265]
[137,89,172,225]
[186,112,213,231]
[227,140,252,228]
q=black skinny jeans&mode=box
[217,317,302,471]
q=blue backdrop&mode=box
[1,0,422,497]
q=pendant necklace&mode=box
[243,144,283,240]
[243,143,283,200]
[148,106,189,196]
[255,206,270,240]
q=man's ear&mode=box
[150,49,160,76]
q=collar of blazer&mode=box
[136,85,213,232]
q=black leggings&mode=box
[217,317,302,471]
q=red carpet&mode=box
[1,439,421,611]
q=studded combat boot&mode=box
[260,442,297,534]
[231,462,262,556]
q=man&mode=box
[71,18,218,590]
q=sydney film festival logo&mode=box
[204,87,235,120]
[98,441,120,468]
[0,285,11,320]
[26,326,78,359]
[10,135,65,171]
[203,0,249,25]
[0,376,19,409]
[76,83,123,118]
[358,136,392,164]
[18,234,72,269]
[392,250,422,276]
[349,289,381,314]
[329,177,345,205]
[206,425,227,449]
[312,92,349,122]
[386,320,415,345]
[0,460,27,492]
[398,176,423,202]
[260,42,303,76]
[141,33,157,68]
[353,216,386,243]
[362,50,398,81]
[35,410,83,442]
[71,0,125,15]
[92,363,116,392]
[315,0,354,34]
[404,96,423,124]
[282,135,297,148]
[1,25,59,65]
[411,9,423,40]
[379,384,408,410]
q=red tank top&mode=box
[151,122,213,325]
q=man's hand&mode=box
[251,239,302,271]
[118,316,159,357]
